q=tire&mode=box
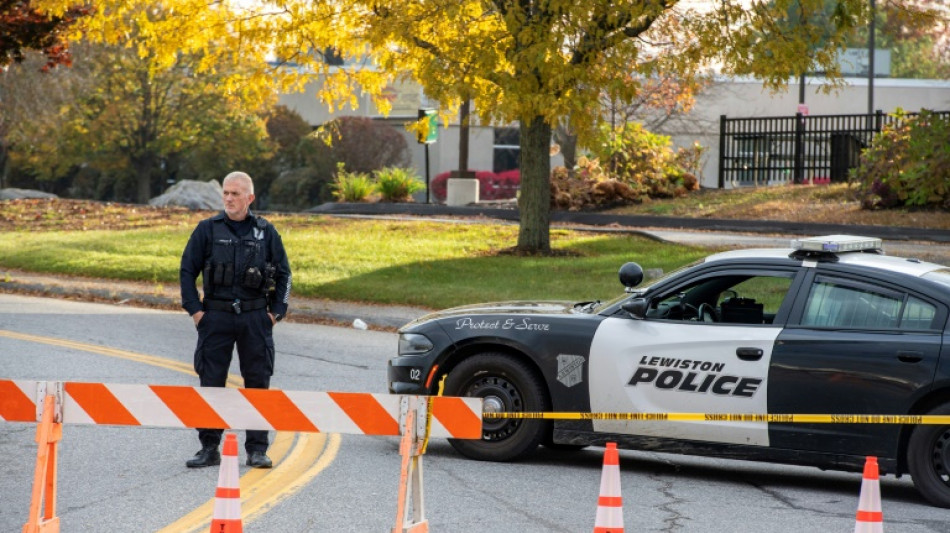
[443,353,549,461]
[907,403,950,508]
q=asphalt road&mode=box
[2,294,948,532]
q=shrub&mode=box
[264,105,313,169]
[673,142,704,195]
[331,163,375,202]
[374,167,425,202]
[485,170,521,200]
[856,110,950,209]
[674,141,705,178]
[587,123,701,200]
[301,116,410,175]
[551,157,640,210]
[269,167,333,210]
[430,170,520,202]
[265,106,312,151]
[281,116,411,209]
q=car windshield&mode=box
[588,259,704,313]
[922,268,950,289]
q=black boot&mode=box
[246,450,272,468]
[186,446,221,468]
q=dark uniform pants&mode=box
[193,308,275,453]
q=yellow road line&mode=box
[242,432,342,524]
[156,431,320,533]
[0,328,339,530]
[0,329,242,387]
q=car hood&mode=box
[402,301,578,329]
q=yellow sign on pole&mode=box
[417,109,438,144]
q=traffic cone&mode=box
[593,442,624,533]
[854,456,883,533]
[210,433,242,533]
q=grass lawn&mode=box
[605,183,950,229]
[0,203,709,309]
[4,185,943,309]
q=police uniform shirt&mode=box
[179,211,291,318]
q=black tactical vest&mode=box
[203,216,270,301]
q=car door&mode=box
[588,265,804,447]
[768,269,946,457]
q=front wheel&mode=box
[907,403,950,508]
[443,353,549,461]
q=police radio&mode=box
[262,263,277,295]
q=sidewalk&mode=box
[3,205,949,330]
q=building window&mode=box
[493,127,519,173]
[323,47,344,66]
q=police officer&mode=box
[179,171,292,469]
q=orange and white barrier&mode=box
[393,396,428,533]
[210,433,242,533]
[854,456,884,533]
[593,442,624,533]
[4,379,482,533]
[22,394,62,533]
[0,380,481,439]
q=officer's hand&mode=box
[192,311,205,326]
[268,312,276,326]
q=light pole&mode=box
[868,0,875,117]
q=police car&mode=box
[388,235,950,507]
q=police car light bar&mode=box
[791,235,883,253]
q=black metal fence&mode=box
[718,110,950,188]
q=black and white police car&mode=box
[388,235,950,507]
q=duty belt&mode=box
[203,298,267,315]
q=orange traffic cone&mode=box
[210,433,242,533]
[593,442,624,533]
[854,456,883,533]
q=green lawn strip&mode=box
[1,217,709,309]
[606,183,857,218]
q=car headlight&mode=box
[398,333,434,356]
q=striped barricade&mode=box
[0,379,482,439]
[3,379,482,533]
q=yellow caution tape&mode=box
[420,375,448,454]
[482,412,950,424]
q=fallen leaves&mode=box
[0,198,208,232]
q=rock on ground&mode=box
[149,179,223,210]
[0,188,58,200]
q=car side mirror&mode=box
[618,262,644,288]
[621,298,649,320]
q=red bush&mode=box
[430,170,520,202]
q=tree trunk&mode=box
[133,154,155,204]
[553,124,578,170]
[137,173,151,204]
[0,145,8,189]
[517,117,552,253]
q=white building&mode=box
[278,75,950,192]
[278,79,500,192]
[666,77,950,187]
